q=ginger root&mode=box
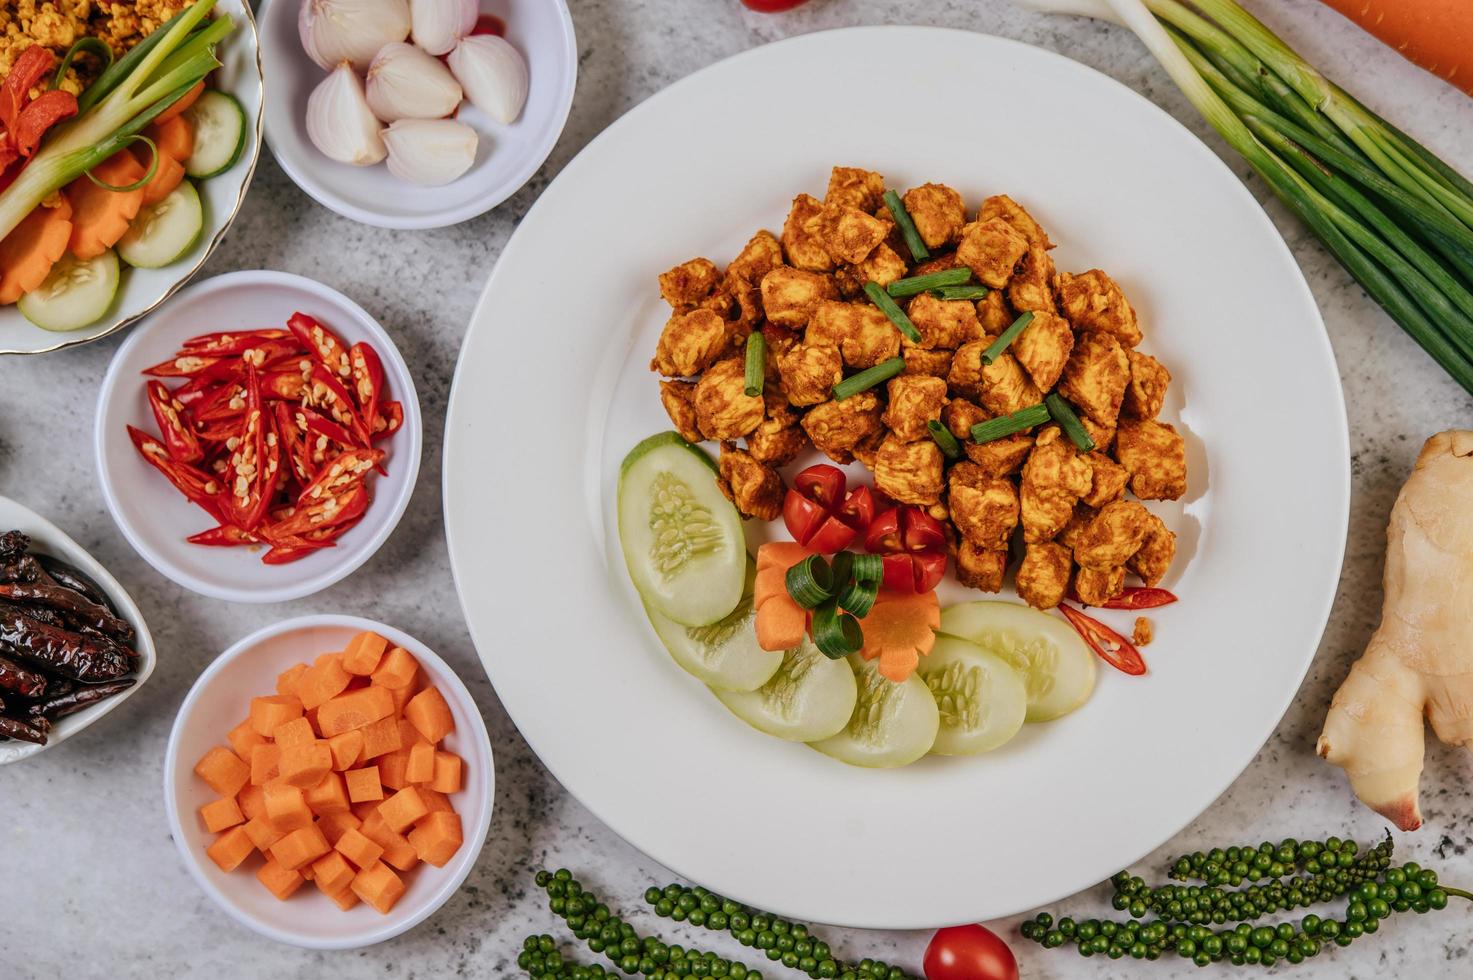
[1318,430,1473,831]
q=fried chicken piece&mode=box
[1057,330,1129,426]
[1057,504,1098,552]
[1075,565,1127,606]
[825,166,886,213]
[1133,617,1153,646]
[1127,511,1176,587]
[760,266,838,328]
[818,204,890,265]
[943,397,988,439]
[1007,243,1058,314]
[746,392,807,465]
[694,358,764,440]
[659,258,721,308]
[1081,451,1129,508]
[902,347,954,378]
[952,540,1008,593]
[976,289,1015,334]
[1082,415,1116,454]
[1124,349,1171,419]
[948,462,1019,550]
[1058,269,1143,347]
[848,242,908,288]
[977,353,1043,417]
[978,194,1053,249]
[1073,500,1156,569]
[902,183,967,250]
[780,193,834,272]
[964,432,1034,476]
[717,445,785,521]
[883,375,948,442]
[905,293,984,349]
[1012,310,1074,391]
[726,230,785,288]
[802,393,884,464]
[874,435,945,505]
[651,308,730,377]
[658,380,703,444]
[1115,418,1187,500]
[777,343,843,406]
[808,301,901,368]
[851,429,887,469]
[956,217,1029,289]
[1016,541,1072,609]
[1020,428,1092,542]
[910,253,963,277]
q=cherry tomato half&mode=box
[782,466,875,554]
[865,506,948,592]
[923,925,1018,980]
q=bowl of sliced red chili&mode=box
[94,270,422,604]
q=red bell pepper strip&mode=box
[347,342,384,428]
[219,370,282,532]
[0,46,54,133]
[371,400,403,442]
[146,380,203,463]
[307,364,372,444]
[265,484,369,540]
[864,506,949,593]
[182,329,293,355]
[12,90,77,157]
[297,447,384,505]
[1096,587,1179,610]
[187,524,261,546]
[288,312,353,380]
[781,465,875,553]
[142,352,225,378]
[1059,604,1148,676]
[128,425,223,520]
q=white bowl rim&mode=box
[258,0,578,230]
[162,613,495,950]
[93,269,422,604]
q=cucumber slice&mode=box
[18,249,120,332]
[939,601,1097,723]
[644,557,783,693]
[918,636,1028,755]
[618,432,745,627]
[183,90,246,178]
[808,654,939,768]
[117,181,203,268]
[712,640,857,742]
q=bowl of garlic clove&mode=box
[259,0,575,229]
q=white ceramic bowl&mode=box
[0,0,264,355]
[94,270,422,603]
[163,615,494,949]
[259,0,577,229]
[0,495,156,765]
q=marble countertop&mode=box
[3,0,1472,976]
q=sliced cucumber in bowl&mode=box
[918,635,1028,755]
[644,557,783,693]
[117,181,203,268]
[183,90,247,179]
[939,601,1097,723]
[712,639,857,742]
[18,249,120,332]
[808,653,939,768]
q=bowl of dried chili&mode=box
[93,270,422,603]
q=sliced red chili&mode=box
[296,447,384,506]
[288,312,353,381]
[128,425,223,519]
[142,352,225,378]
[347,341,384,427]
[266,484,368,540]
[189,381,247,424]
[306,364,371,445]
[146,380,203,463]
[1059,604,1147,676]
[1096,587,1179,610]
[260,368,308,402]
[187,524,261,546]
[371,400,403,442]
[182,329,293,355]
[219,370,282,532]
[864,506,948,592]
[273,401,315,489]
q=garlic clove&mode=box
[409,0,478,58]
[366,42,463,122]
[299,0,411,72]
[381,118,479,185]
[306,62,388,166]
[448,34,529,125]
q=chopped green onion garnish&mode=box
[928,285,989,301]
[832,356,905,401]
[850,553,883,585]
[883,189,930,262]
[837,576,879,619]
[785,555,833,609]
[885,267,971,298]
[863,281,922,343]
[1045,394,1095,452]
[743,331,765,398]
[927,419,962,459]
[828,551,854,590]
[981,311,1035,365]
[970,404,1050,444]
[812,599,864,659]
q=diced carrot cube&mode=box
[406,741,435,784]
[256,857,305,900]
[358,715,402,759]
[296,653,351,711]
[408,810,463,868]
[263,782,312,832]
[250,694,303,737]
[271,716,314,748]
[269,824,331,871]
[431,751,463,794]
[345,766,384,803]
[205,826,255,872]
[335,827,384,869]
[228,717,266,757]
[237,783,267,822]
[370,647,419,690]
[250,743,281,786]
[199,796,245,833]
[405,687,455,745]
[243,815,285,851]
[276,663,308,697]
[379,787,429,834]
[360,811,419,871]
[378,748,412,791]
[304,771,350,815]
[311,851,355,895]
[418,788,454,813]
[328,729,364,771]
[342,631,389,676]
[300,863,315,881]
[351,861,406,914]
[317,686,395,738]
[329,887,360,910]
[194,745,250,797]
[351,800,380,822]
[315,810,362,846]
[387,681,417,715]
[277,740,334,788]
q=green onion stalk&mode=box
[1015,0,1473,395]
[0,0,231,242]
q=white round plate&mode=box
[443,27,1349,927]
[0,0,264,355]
[95,270,422,604]
[259,0,576,229]
[0,495,156,765]
[163,614,494,949]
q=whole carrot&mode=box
[1317,0,1473,96]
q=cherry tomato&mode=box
[782,465,874,553]
[864,506,948,592]
[740,0,811,11]
[924,925,1018,980]
[1059,604,1148,676]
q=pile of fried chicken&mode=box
[651,166,1185,610]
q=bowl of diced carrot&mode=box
[164,615,493,949]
